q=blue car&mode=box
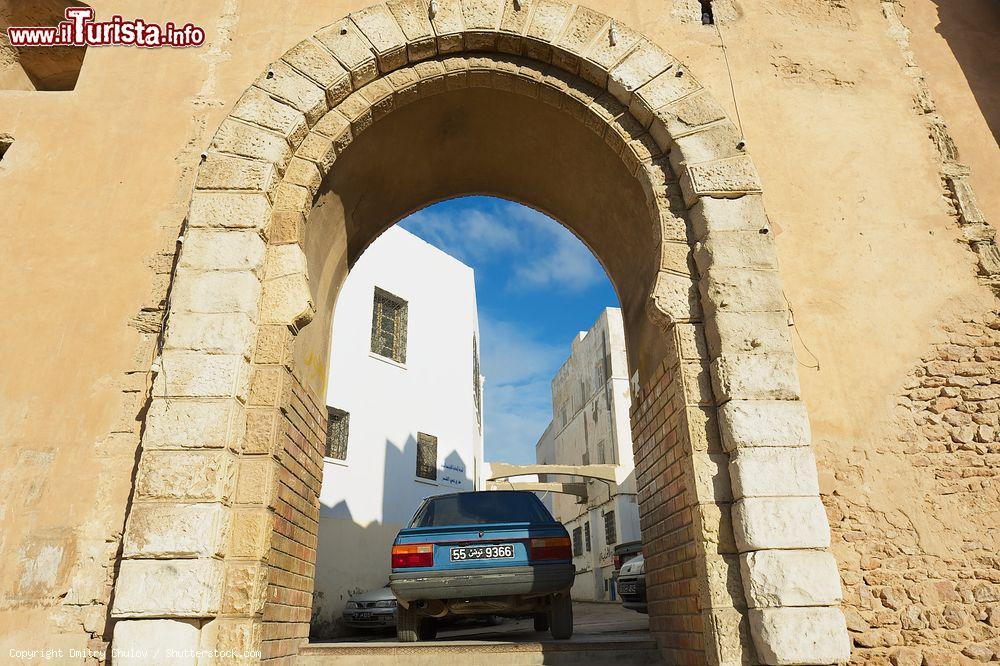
[389,490,575,642]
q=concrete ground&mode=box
[316,601,649,645]
[300,603,660,665]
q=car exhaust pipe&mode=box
[414,599,448,618]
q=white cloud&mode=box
[478,314,565,464]
[402,199,606,294]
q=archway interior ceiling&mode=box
[311,85,662,379]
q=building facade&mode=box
[536,308,640,601]
[2,1,998,663]
[311,226,484,635]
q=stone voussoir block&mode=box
[704,310,793,358]
[112,619,201,662]
[195,153,279,196]
[680,154,763,208]
[179,228,266,273]
[696,551,746,610]
[668,120,745,175]
[699,267,787,315]
[261,273,315,329]
[315,20,379,88]
[688,451,734,504]
[142,398,246,451]
[265,243,308,280]
[550,6,609,74]
[230,86,309,145]
[187,191,272,231]
[255,60,329,125]
[170,269,262,317]
[152,351,250,400]
[282,38,353,99]
[718,400,811,452]
[134,449,238,503]
[732,497,831,551]
[111,558,224,618]
[523,0,573,61]
[579,16,639,88]
[694,230,779,273]
[295,131,337,172]
[210,119,293,167]
[607,39,676,106]
[740,550,842,609]
[710,353,801,403]
[690,193,769,240]
[429,0,466,54]
[164,312,256,357]
[748,607,851,666]
[648,270,702,326]
[729,446,820,499]
[350,5,408,73]
[123,502,231,559]
[386,0,437,62]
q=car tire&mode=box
[533,614,549,632]
[419,618,437,641]
[396,605,421,642]
[549,593,573,640]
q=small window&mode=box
[472,336,482,427]
[584,522,591,552]
[604,511,616,546]
[325,408,349,460]
[371,288,407,364]
[416,432,437,480]
[0,135,12,162]
[572,526,583,556]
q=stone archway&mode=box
[109,3,849,664]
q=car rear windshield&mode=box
[409,492,554,527]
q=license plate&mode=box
[355,612,372,620]
[450,544,515,561]
[619,581,636,594]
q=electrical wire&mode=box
[714,20,745,140]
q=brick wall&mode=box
[631,356,705,664]
[825,311,1000,664]
[261,371,326,663]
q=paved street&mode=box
[315,601,649,645]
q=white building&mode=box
[312,226,484,635]
[535,308,640,602]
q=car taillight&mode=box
[529,537,571,561]
[614,555,622,570]
[391,543,433,568]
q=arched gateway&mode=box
[110,2,850,663]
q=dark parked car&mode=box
[389,490,575,642]
[617,552,647,614]
[342,583,397,630]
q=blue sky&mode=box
[400,196,619,465]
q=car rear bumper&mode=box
[390,563,575,602]
[618,574,647,614]
[342,608,396,628]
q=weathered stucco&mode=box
[0,0,996,664]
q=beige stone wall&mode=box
[0,0,995,663]
[822,308,1000,664]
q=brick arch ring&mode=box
[111,2,850,664]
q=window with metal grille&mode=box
[572,526,583,556]
[370,288,407,363]
[325,408,349,460]
[604,511,616,546]
[584,522,591,552]
[416,432,437,480]
[473,335,482,427]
